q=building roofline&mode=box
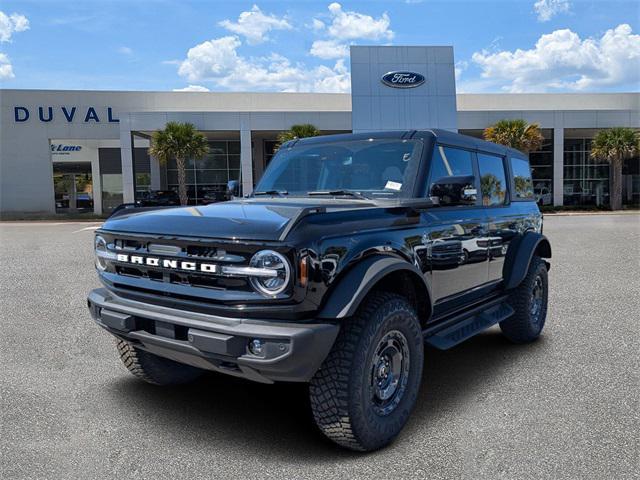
[456,92,639,111]
[2,89,637,113]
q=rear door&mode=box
[478,152,540,284]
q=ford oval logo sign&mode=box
[381,71,426,88]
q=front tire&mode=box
[500,256,549,343]
[309,292,424,451]
[116,339,204,386]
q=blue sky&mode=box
[0,0,638,93]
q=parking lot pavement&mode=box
[1,215,638,480]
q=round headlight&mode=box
[95,235,108,271]
[249,250,291,296]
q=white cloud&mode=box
[310,39,349,59]
[311,18,325,31]
[0,11,29,42]
[0,52,14,79]
[308,3,393,59]
[219,5,291,45]
[471,24,640,92]
[173,85,210,92]
[324,3,393,41]
[311,59,351,93]
[178,36,243,82]
[533,0,570,22]
[177,35,350,93]
[118,46,133,55]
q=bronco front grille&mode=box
[98,233,271,296]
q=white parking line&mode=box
[1,221,101,226]
[72,225,102,233]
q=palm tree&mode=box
[148,122,209,206]
[277,124,320,147]
[480,173,503,205]
[483,119,544,153]
[590,127,640,210]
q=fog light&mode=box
[248,339,264,356]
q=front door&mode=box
[423,209,488,301]
[422,145,489,303]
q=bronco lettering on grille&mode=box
[115,254,220,274]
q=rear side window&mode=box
[478,153,508,206]
[510,156,535,200]
[427,145,474,194]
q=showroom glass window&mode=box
[478,153,508,206]
[564,138,609,206]
[427,145,474,195]
[510,156,535,199]
[166,141,241,204]
[529,131,554,206]
[134,147,151,195]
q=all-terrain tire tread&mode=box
[309,291,418,451]
[116,339,203,386]
[500,256,548,343]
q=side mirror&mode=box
[227,180,240,198]
[430,175,477,206]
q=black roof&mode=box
[287,129,526,158]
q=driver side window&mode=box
[427,145,474,195]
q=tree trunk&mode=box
[176,157,188,206]
[610,159,623,211]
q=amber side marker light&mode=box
[299,256,309,288]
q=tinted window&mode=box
[510,156,534,199]
[256,139,422,197]
[427,145,474,195]
[478,153,507,206]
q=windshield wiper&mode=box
[307,190,368,199]
[253,190,288,197]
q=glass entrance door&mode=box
[53,162,93,213]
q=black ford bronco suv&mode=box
[88,130,551,451]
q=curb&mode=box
[543,211,640,216]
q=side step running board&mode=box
[424,299,514,350]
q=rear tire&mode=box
[309,292,424,451]
[116,339,204,386]
[500,256,548,343]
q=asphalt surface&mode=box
[1,215,639,480]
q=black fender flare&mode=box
[317,255,431,320]
[503,232,552,290]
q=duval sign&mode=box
[13,106,119,123]
[381,71,426,88]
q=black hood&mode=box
[101,198,377,241]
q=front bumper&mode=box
[87,288,339,384]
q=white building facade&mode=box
[1,46,638,216]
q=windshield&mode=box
[255,138,423,198]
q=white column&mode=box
[120,117,135,203]
[240,114,253,196]
[553,126,564,206]
[253,137,265,183]
[91,150,103,215]
[150,155,161,190]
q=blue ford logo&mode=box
[381,71,426,88]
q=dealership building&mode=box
[1,46,638,216]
